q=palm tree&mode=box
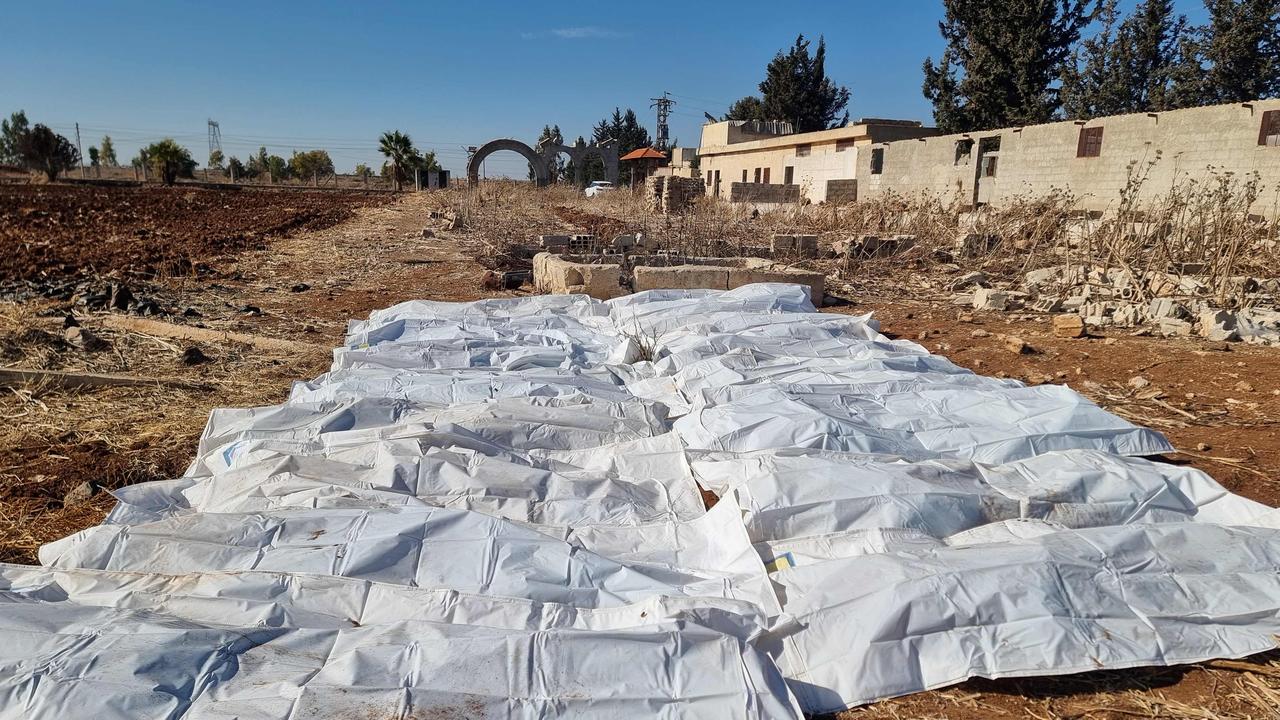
[378,130,417,190]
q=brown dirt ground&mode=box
[0,183,390,280]
[2,184,1279,718]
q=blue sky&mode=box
[1,0,1210,177]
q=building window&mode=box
[784,166,794,184]
[741,169,747,183]
[1260,110,1280,146]
[954,138,974,165]
[796,144,811,157]
[1077,126,1104,157]
[870,148,884,175]
[763,167,770,183]
[753,168,762,183]
[836,139,855,152]
[981,156,998,177]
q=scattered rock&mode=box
[63,481,97,508]
[182,307,203,318]
[290,283,311,293]
[956,312,975,323]
[133,299,161,316]
[950,271,987,291]
[1196,442,1211,451]
[421,228,435,238]
[1001,334,1031,354]
[241,305,262,317]
[481,270,504,291]
[1198,309,1239,342]
[970,329,991,338]
[181,346,212,365]
[1052,314,1086,338]
[1235,381,1255,393]
[1128,376,1151,390]
[64,326,108,352]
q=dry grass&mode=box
[0,299,328,563]
[454,165,1277,306]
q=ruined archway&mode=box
[538,138,621,188]
[468,138,550,187]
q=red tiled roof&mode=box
[619,147,668,161]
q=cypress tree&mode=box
[923,0,1098,132]
[1060,0,1187,118]
[1170,0,1280,107]
[757,35,851,132]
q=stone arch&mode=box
[538,139,620,187]
[468,138,550,187]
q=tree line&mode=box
[0,111,442,189]
[720,1,1277,136]
[925,0,1278,132]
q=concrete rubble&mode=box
[944,261,1280,345]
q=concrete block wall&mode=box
[729,182,801,204]
[856,99,1280,218]
[825,179,858,204]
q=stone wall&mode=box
[633,257,824,304]
[533,252,623,300]
[856,99,1280,217]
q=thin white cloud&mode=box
[522,26,621,40]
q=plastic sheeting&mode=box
[4,283,1279,719]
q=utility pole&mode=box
[74,123,85,178]
[207,119,222,177]
[650,92,675,151]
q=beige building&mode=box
[696,119,939,203]
[856,99,1280,216]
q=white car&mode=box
[584,180,615,197]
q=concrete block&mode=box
[1159,319,1194,337]
[1031,297,1063,313]
[1024,267,1061,287]
[1148,297,1187,321]
[972,287,1009,311]
[633,264,730,293]
[1112,303,1140,327]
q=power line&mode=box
[650,92,674,151]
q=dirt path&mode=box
[0,192,508,562]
